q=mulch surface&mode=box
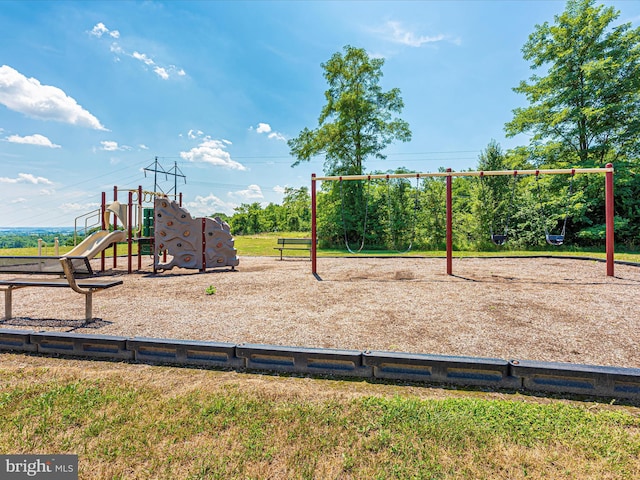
[2,255,639,368]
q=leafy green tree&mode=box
[505,0,640,165]
[289,45,411,248]
[419,174,447,250]
[209,212,231,224]
[281,187,311,232]
[288,45,411,175]
[506,0,640,248]
[474,141,517,245]
[229,203,265,235]
[261,203,283,232]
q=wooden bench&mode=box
[274,238,315,260]
[0,257,122,321]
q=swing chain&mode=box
[535,169,574,244]
[385,174,420,253]
[340,176,370,254]
[480,171,516,245]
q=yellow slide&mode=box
[66,230,127,259]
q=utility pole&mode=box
[143,157,186,197]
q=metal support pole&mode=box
[446,168,453,275]
[4,288,12,320]
[128,191,133,274]
[201,217,206,272]
[311,174,317,275]
[101,191,106,272]
[85,292,93,321]
[113,186,118,269]
[605,163,615,277]
[138,185,143,271]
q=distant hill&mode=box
[0,227,77,249]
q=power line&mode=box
[143,157,186,196]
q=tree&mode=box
[288,45,411,176]
[505,0,640,166]
[289,45,411,249]
[281,187,311,232]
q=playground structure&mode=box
[154,197,239,272]
[311,164,616,276]
[74,186,239,273]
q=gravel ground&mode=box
[1,255,639,368]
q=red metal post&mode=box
[446,168,453,275]
[100,191,106,272]
[179,192,183,207]
[311,174,317,275]
[113,186,118,269]
[138,185,143,271]
[201,217,206,272]
[605,163,615,277]
[128,191,133,274]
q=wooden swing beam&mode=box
[310,164,615,277]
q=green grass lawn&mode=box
[1,355,638,479]
[1,235,639,478]
[2,232,639,263]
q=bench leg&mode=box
[3,288,11,320]
[85,292,93,321]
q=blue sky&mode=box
[1,0,639,227]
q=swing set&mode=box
[311,164,615,277]
[479,169,575,247]
[339,175,420,254]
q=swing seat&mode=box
[491,234,507,246]
[546,234,564,246]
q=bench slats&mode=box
[274,238,314,260]
[0,256,93,276]
[0,257,122,321]
[0,278,123,289]
[277,238,313,246]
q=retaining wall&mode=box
[1,329,639,400]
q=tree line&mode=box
[220,138,637,250]
[278,0,639,251]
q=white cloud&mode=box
[0,173,53,185]
[0,65,107,130]
[381,21,449,47]
[100,140,131,151]
[91,22,185,79]
[180,138,246,171]
[185,193,237,217]
[187,129,203,139]
[6,133,61,148]
[229,184,264,200]
[10,197,27,204]
[90,22,120,39]
[273,185,286,194]
[39,188,55,196]
[139,144,149,150]
[102,39,186,80]
[253,122,286,142]
[256,123,271,134]
[132,51,154,66]
[59,202,100,211]
[154,67,169,80]
[268,131,287,141]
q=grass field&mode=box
[2,231,639,262]
[1,355,638,479]
[1,234,639,478]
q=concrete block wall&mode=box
[1,329,638,401]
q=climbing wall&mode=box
[154,197,239,271]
